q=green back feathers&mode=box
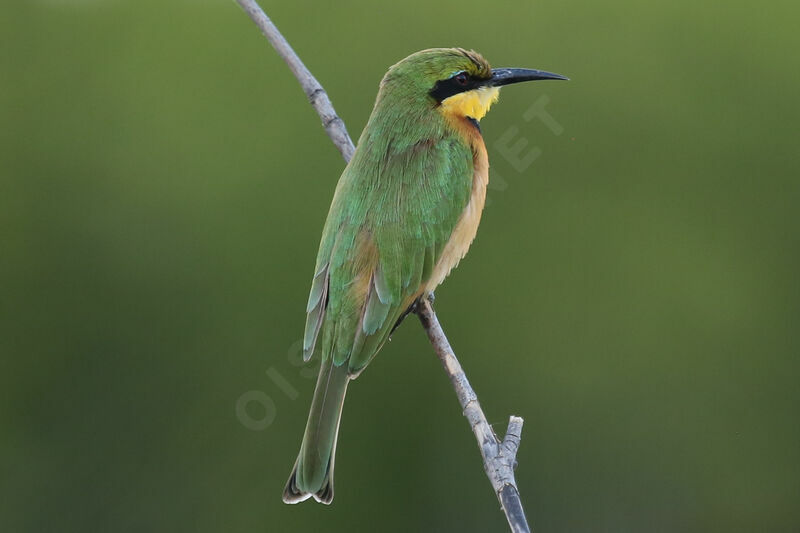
[303,48,486,374]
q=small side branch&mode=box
[416,298,530,533]
[235,2,531,530]
[234,0,355,162]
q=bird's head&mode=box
[379,48,567,124]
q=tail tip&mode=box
[282,468,334,505]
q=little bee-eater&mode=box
[283,48,566,504]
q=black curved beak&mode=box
[489,68,569,86]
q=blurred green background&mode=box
[2,0,799,531]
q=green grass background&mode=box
[2,1,799,531]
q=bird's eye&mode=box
[454,72,469,86]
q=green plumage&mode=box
[278,42,577,506]
[282,47,567,505]
[319,136,472,368]
[283,49,485,505]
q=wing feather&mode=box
[301,131,474,375]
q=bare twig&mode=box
[235,2,530,530]
[416,298,530,533]
[234,0,355,162]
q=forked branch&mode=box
[415,298,530,532]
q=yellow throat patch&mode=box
[439,86,500,121]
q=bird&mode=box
[282,48,566,504]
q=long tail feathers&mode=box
[282,357,350,505]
